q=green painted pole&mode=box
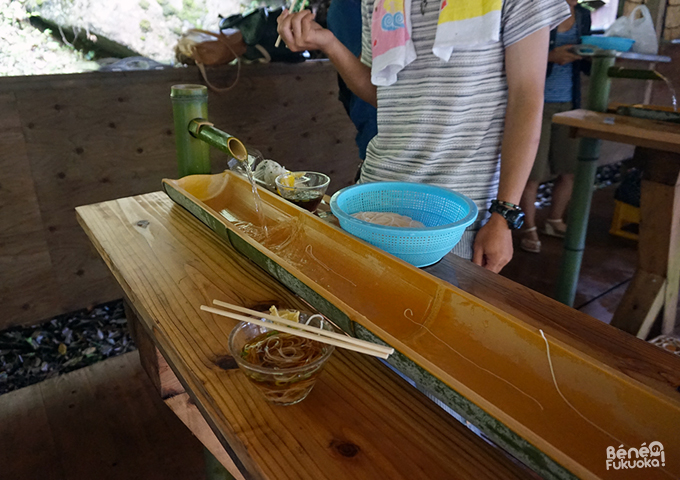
[171,84,211,178]
[554,56,615,306]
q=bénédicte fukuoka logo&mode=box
[606,442,665,470]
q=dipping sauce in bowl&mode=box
[275,171,330,212]
[228,308,335,406]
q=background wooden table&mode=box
[554,109,680,338]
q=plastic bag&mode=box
[605,5,658,54]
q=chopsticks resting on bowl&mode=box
[201,300,394,359]
[274,0,304,48]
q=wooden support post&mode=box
[611,148,680,337]
[125,300,245,480]
[640,0,669,104]
[611,271,666,338]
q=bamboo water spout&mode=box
[171,84,247,179]
[187,119,248,163]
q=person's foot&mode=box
[520,226,541,253]
[543,218,567,238]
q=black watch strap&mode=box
[488,199,525,230]
[494,199,521,210]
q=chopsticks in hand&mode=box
[274,0,304,48]
[201,300,394,359]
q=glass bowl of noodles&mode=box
[228,307,335,406]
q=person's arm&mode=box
[548,44,582,65]
[277,10,377,106]
[472,26,550,273]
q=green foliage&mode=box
[139,18,151,32]
[243,0,262,11]
[155,0,174,16]
[161,4,177,16]
[139,0,150,10]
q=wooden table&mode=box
[77,191,680,480]
[554,109,680,338]
[76,192,536,480]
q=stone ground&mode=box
[0,0,100,76]
[0,0,253,76]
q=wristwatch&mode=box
[488,199,525,230]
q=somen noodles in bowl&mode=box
[228,307,335,406]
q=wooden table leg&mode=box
[611,149,680,338]
[125,300,245,480]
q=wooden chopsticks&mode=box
[274,0,304,48]
[201,300,394,359]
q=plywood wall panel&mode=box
[0,93,62,324]
[0,62,359,329]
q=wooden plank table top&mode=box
[552,109,680,153]
[76,192,535,480]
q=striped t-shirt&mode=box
[359,0,569,259]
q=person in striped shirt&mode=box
[277,0,569,272]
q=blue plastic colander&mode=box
[330,182,478,267]
[580,35,635,52]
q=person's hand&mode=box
[276,9,335,53]
[548,45,582,65]
[472,214,513,273]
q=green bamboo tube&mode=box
[554,56,615,306]
[188,120,248,162]
[203,448,236,480]
[171,84,211,178]
[607,67,665,81]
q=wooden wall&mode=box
[0,62,360,329]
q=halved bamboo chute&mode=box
[163,171,680,480]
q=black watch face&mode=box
[507,209,525,230]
